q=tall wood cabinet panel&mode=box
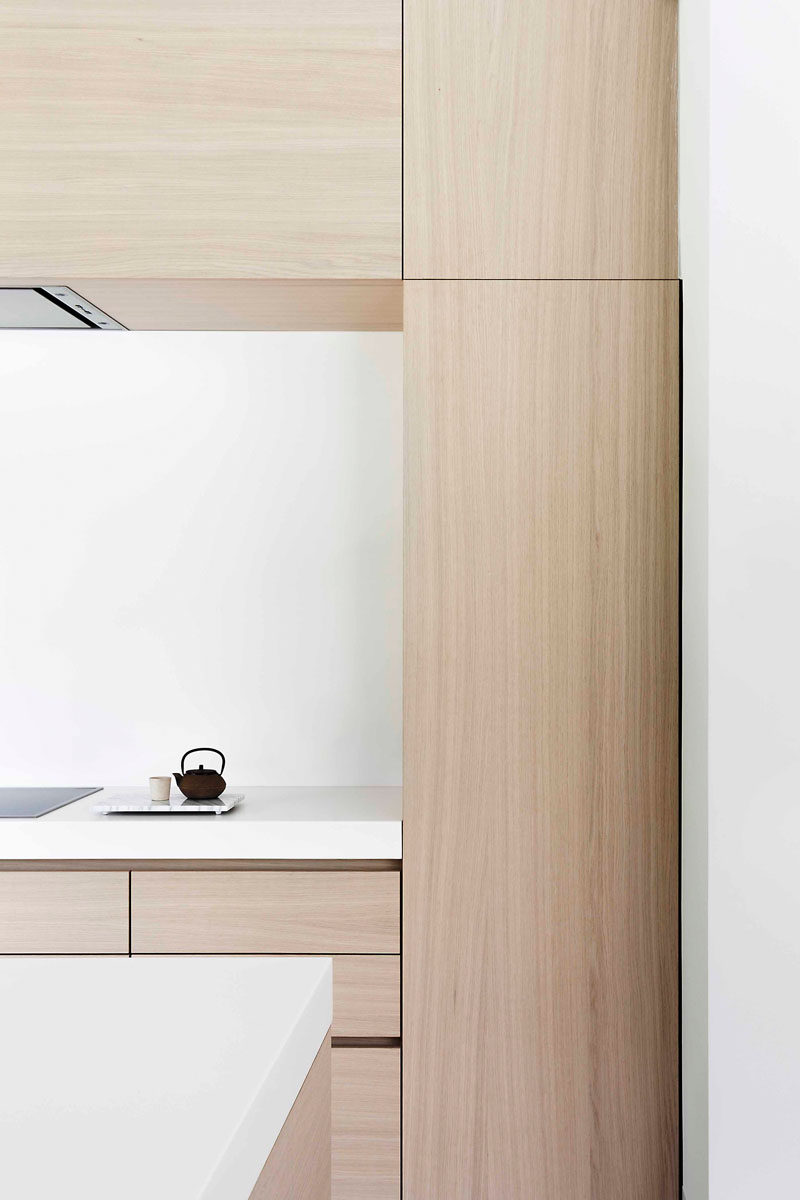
[403,0,677,279]
[0,1,400,279]
[403,281,680,1198]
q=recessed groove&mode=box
[331,1037,401,1049]
[403,276,682,282]
[1,859,401,872]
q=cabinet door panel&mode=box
[333,1047,400,1200]
[0,1,400,279]
[404,281,679,1198]
[404,0,677,279]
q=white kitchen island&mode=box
[0,956,332,1200]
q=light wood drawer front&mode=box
[332,956,400,1038]
[131,871,399,954]
[333,1048,400,1200]
[0,872,129,953]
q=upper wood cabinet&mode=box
[403,0,678,279]
[0,1,400,279]
[0,278,404,331]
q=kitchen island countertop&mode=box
[0,786,402,861]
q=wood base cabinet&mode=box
[1,865,402,1200]
[403,281,680,1199]
[130,868,402,1200]
[333,1048,401,1200]
[0,871,128,954]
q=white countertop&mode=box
[0,956,331,1200]
[0,786,402,860]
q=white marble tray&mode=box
[93,791,243,816]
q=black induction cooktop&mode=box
[0,788,101,818]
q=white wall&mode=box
[682,2,800,1196]
[0,332,402,787]
[679,0,709,1193]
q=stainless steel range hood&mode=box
[0,286,126,330]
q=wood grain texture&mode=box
[403,281,680,1198]
[249,1036,331,1200]
[404,0,677,279]
[48,279,402,331]
[131,871,399,954]
[0,871,129,953]
[0,0,400,278]
[332,956,400,1038]
[333,1047,400,1200]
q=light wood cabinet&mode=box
[403,280,680,1198]
[332,956,400,1039]
[131,870,399,954]
[0,0,401,280]
[404,0,677,279]
[0,279,404,332]
[1,865,402,1199]
[333,1048,400,1200]
[0,871,129,954]
[129,869,401,1200]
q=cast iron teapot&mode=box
[174,747,226,800]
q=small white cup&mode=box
[149,776,171,804]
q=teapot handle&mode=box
[181,747,226,775]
